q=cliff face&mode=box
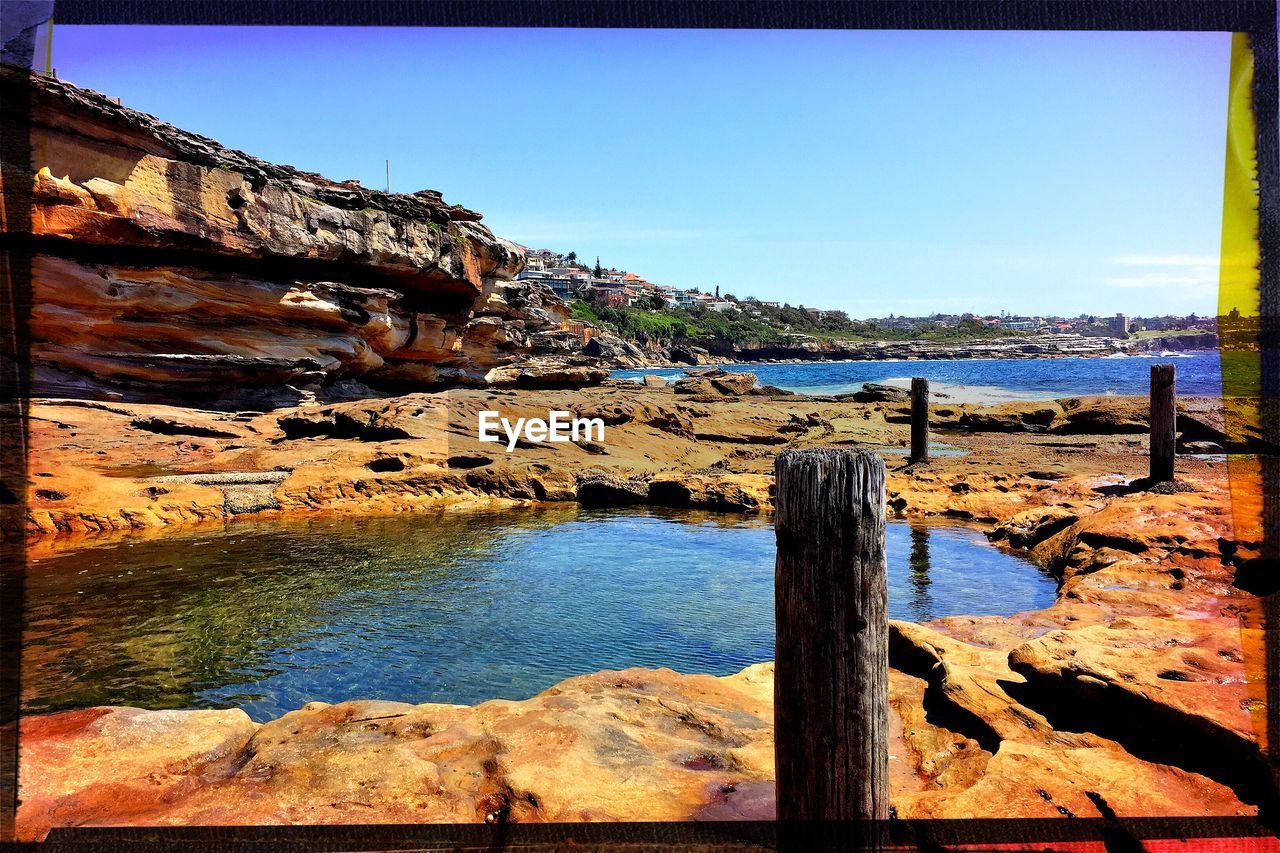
[3,65,598,404]
[1133,331,1220,352]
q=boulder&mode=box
[583,334,648,366]
[17,707,256,839]
[1007,617,1264,788]
[673,369,757,396]
[484,360,609,389]
[991,505,1079,549]
[668,345,712,366]
[847,382,910,403]
[1050,397,1148,434]
[959,402,1061,433]
[575,471,650,506]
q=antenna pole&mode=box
[45,17,54,76]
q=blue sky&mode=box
[53,26,1230,317]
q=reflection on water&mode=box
[24,508,1057,721]
[908,525,933,619]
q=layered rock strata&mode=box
[2,65,610,402]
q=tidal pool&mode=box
[24,507,1057,721]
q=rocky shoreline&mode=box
[622,334,1219,369]
[7,65,1273,840]
[4,62,1216,403]
[16,382,1275,837]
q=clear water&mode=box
[24,507,1057,722]
[614,351,1223,401]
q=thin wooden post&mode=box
[774,449,889,846]
[1150,363,1176,482]
[909,377,929,464]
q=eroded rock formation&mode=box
[2,65,608,402]
[16,386,1274,835]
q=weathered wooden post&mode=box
[1149,363,1176,482]
[774,448,890,849]
[909,377,929,464]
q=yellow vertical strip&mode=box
[1219,32,1269,758]
[1219,31,1261,326]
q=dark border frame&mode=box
[2,1,1277,849]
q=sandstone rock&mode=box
[641,374,669,388]
[276,395,446,441]
[17,706,256,839]
[959,402,1061,433]
[484,361,610,389]
[847,382,910,403]
[1051,397,1148,434]
[1008,618,1257,755]
[992,506,1079,549]
[673,370,757,397]
[474,280,568,330]
[647,474,770,511]
[18,386,1270,825]
[575,471,649,506]
[1177,397,1278,453]
[1179,440,1223,454]
[16,667,774,839]
[710,372,756,395]
[902,739,1251,820]
[583,334,649,367]
[2,66,618,400]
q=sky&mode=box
[52,26,1231,318]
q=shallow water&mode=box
[614,350,1222,401]
[25,508,1057,721]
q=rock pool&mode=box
[24,507,1057,721]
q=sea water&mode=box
[614,350,1222,402]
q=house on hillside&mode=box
[589,279,627,307]
[522,248,560,271]
[666,289,698,309]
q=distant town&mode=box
[514,247,1218,342]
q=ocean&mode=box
[614,350,1223,402]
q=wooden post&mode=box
[774,449,889,846]
[909,377,929,464]
[1150,364,1176,482]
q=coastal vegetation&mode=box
[569,299,1028,345]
